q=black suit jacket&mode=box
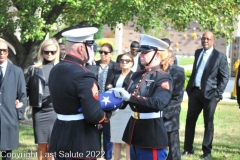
[25,66,46,108]
[112,70,133,88]
[186,48,229,100]
[163,65,185,132]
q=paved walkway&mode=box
[181,65,236,103]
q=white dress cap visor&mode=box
[62,27,98,43]
[138,34,169,51]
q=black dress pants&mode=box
[184,87,218,154]
[167,130,181,160]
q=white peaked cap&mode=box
[62,27,98,42]
[138,34,169,51]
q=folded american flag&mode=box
[78,90,123,112]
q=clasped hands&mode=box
[15,99,23,108]
[110,88,130,101]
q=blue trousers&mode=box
[99,122,113,160]
[130,145,167,160]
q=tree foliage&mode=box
[0,0,240,71]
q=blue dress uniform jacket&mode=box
[48,55,106,158]
[122,66,172,149]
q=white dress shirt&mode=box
[195,46,214,87]
[0,60,8,78]
[131,53,140,72]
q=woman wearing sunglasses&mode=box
[110,53,134,160]
[95,43,120,160]
[25,38,60,160]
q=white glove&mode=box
[110,88,121,98]
[111,109,119,116]
[110,88,131,101]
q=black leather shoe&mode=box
[182,149,194,156]
[200,153,211,159]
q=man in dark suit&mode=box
[182,31,229,159]
[0,39,27,160]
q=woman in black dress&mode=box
[25,38,60,160]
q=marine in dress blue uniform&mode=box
[112,34,173,160]
[48,27,115,160]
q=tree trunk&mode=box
[6,41,42,73]
[21,42,42,73]
[3,29,43,73]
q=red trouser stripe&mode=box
[152,149,157,160]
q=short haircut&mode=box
[130,41,140,48]
[161,38,171,46]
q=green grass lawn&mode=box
[13,125,36,160]
[178,57,194,66]
[180,100,240,160]
[17,100,240,160]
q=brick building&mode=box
[104,21,227,56]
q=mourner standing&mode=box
[182,31,229,159]
[0,39,27,160]
[110,53,134,160]
[160,46,185,160]
[95,43,120,160]
[25,38,60,160]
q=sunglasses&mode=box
[43,51,56,55]
[99,50,111,55]
[0,49,8,53]
[120,59,132,64]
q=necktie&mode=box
[193,51,205,87]
[0,66,3,85]
[196,51,205,71]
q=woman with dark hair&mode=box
[95,43,120,160]
[111,53,134,160]
[25,38,60,160]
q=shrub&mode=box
[184,70,192,89]
[98,39,114,47]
